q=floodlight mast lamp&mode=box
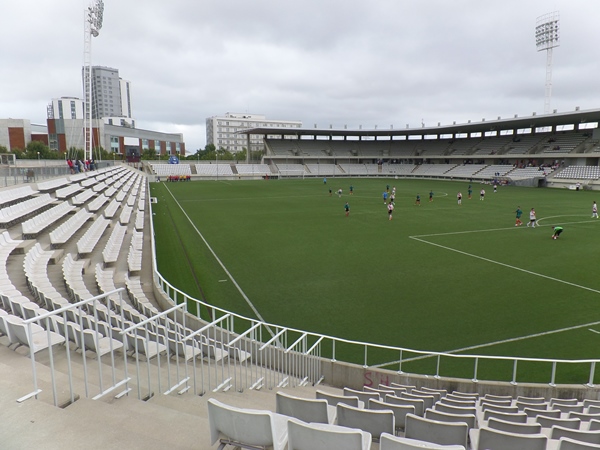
[83,0,104,162]
[535,11,560,115]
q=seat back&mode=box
[207,398,286,450]
[523,407,557,418]
[287,418,370,450]
[316,390,360,408]
[369,399,414,431]
[551,426,600,445]
[557,437,600,449]
[337,403,394,440]
[379,433,465,450]
[537,415,581,430]
[344,387,380,405]
[487,417,542,435]
[477,427,547,450]
[404,413,468,448]
[276,391,332,424]
[435,402,476,417]
[424,409,476,431]
[385,394,424,416]
[402,392,435,411]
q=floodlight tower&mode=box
[535,11,560,114]
[83,0,104,161]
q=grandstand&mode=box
[5,107,600,448]
[4,163,600,448]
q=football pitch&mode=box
[150,177,600,384]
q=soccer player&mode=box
[493,183,497,193]
[349,185,354,195]
[468,184,472,199]
[392,186,396,196]
[480,189,485,201]
[515,206,523,226]
[386,184,390,193]
[329,188,332,196]
[593,201,598,219]
[344,202,350,217]
[383,191,388,204]
[429,190,434,202]
[457,192,462,205]
[387,202,394,220]
[527,208,537,228]
[323,177,327,184]
[551,226,563,239]
[337,188,343,198]
[415,194,421,206]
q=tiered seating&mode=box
[71,189,95,206]
[134,209,144,231]
[54,184,84,200]
[86,193,109,212]
[21,201,75,238]
[416,140,450,156]
[412,164,456,176]
[305,164,339,176]
[127,231,143,272]
[103,198,121,219]
[150,163,192,176]
[0,193,55,227]
[267,139,300,156]
[541,133,588,154]
[118,205,133,225]
[195,164,235,176]
[275,163,307,176]
[22,243,68,311]
[554,166,600,180]
[339,164,368,175]
[476,165,514,178]
[235,164,271,176]
[76,217,110,255]
[448,138,480,155]
[510,167,553,179]
[49,208,94,247]
[36,177,70,192]
[444,164,487,178]
[62,253,90,303]
[0,185,38,208]
[125,274,159,317]
[389,141,419,158]
[472,136,512,155]
[102,224,127,265]
[505,134,546,154]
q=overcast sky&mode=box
[2,0,599,152]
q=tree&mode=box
[141,148,157,160]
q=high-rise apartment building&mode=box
[82,66,132,119]
[206,113,302,153]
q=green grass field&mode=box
[149,177,600,384]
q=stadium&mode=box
[2,107,600,449]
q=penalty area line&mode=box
[409,235,600,295]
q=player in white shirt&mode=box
[527,208,537,228]
[387,202,394,221]
[593,201,598,219]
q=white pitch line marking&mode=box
[409,235,600,295]
[589,329,600,335]
[163,185,273,335]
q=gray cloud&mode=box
[1,0,598,151]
